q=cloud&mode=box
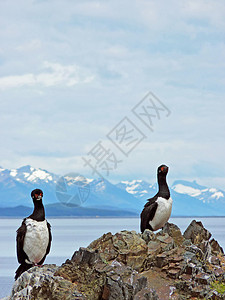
[15,39,42,52]
[138,0,225,35]
[0,0,225,189]
[0,61,94,89]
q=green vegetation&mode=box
[210,281,225,295]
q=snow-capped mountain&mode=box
[0,166,142,214]
[0,165,58,207]
[172,180,224,203]
[117,179,225,204]
[55,175,143,212]
[116,180,157,200]
[116,179,225,216]
[0,165,225,216]
[86,178,144,212]
[0,165,57,184]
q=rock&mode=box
[8,221,225,300]
[9,265,78,300]
[88,230,148,272]
[185,244,204,261]
[155,253,168,268]
[71,246,102,265]
[88,232,118,261]
[57,247,150,300]
[134,288,159,299]
[175,280,192,294]
[199,240,212,260]
[183,220,211,245]
[210,239,224,255]
[105,273,148,300]
[184,262,198,275]
[9,249,150,300]
[156,233,175,251]
[144,240,162,269]
[169,255,184,264]
[190,285,206,298]
[210,256,221,266]
[208,289,224,300]
[55,248,106,299]
[133,276,148,295]
[142,229,155,244]
[147,240,162,256]
[167,268,181,279]
[162,222,184,246]
[105,265,143,299]
[214,268,224,277]
[195,272,214,285]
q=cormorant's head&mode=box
[31,189,43,201]
[157,165,169,176]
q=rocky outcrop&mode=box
[8,220,225,299]
[9,250,152,300]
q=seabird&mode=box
[140,165,173,233]
[15,188,52,280]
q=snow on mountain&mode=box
[0,165,225,216]
[173,184,202,197]
[0,166,142,213]
[116,178,225,216]
[117,178,225,205]
[0,165,56,185]
[10,169,17,177]
[0,165,58,207]
[208,189,224,200]
[171,180,225,204]
[120,180,143,195]
[85,178,144,212]
[15,165,56,183]
[116,180,157,200]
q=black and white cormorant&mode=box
[15,189,52,280]
[140,165,173,233]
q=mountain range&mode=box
[0,165,225,217]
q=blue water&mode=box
[0,217,224,298]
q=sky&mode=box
[0,0,225,189]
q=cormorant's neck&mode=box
[157,174,170,199]
[29,200,45,221]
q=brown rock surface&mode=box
[183,220,211,245]
[88,230,148,272]
[8,220,225,300]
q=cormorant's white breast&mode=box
[23,219,49,264]
[148,196,173,231]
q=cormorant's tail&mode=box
[15,263,32,280]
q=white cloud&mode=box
[0,61,94,89]
[0,0,225,189]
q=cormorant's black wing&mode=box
[140,194,158,233]
[145,193,158,206]
[16,219,28,264]
[46,221,52,255]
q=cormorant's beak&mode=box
[161,166,168,172]
[35,193,43,200]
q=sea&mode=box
[0,217,225,298]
